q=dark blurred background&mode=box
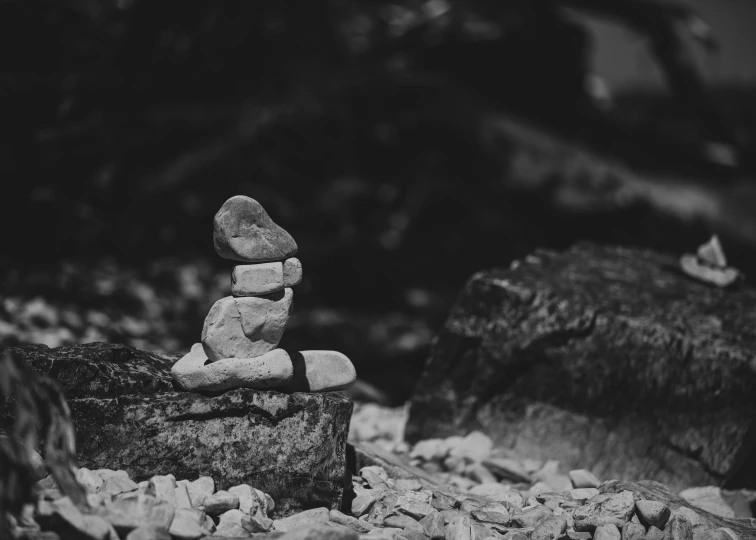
[1,0,755,404]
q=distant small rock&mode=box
[568,470,601,489]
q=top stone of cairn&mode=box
[213,195,298,262]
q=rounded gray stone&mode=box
[213,195,297,263]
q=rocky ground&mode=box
[10,412,756,540]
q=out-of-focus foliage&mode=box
[0,350,86,537]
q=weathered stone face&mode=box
[405,243,756,490]
[0,343,353,517]
[201,289,294,361]
[213,195,298,263]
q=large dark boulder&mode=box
[405,243,756,490]
[0,343,353,516]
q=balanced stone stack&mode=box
[172,195,356,394]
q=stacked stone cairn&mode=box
[171,195,356,393]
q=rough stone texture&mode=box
[213,195,298,263]
[600,480,756,540]
[202,290,294,361]
[405,244,756,490]
[284,258,303,287]
[232,263,285,296]
[284,351,357,393]
[0,343,353,518]
[171,343,293,392]
[0,343,177,398]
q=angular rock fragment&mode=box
[232,263,285,296]
[395,491,435,520]
[665,514,693,540]
[284,350,357,392]
[468,485,523,510]
[384,514,425,534]
[510,506,553,528]
[647,527,666,540]
[284,258,304,287]
[243,513,274,533]
[201,290,294,361]
[228,484,266,516]
[420,512,446,539]
[532,516,568,540]
[445,515,473,540]
[273,508,331,532]
[330,509,373,533]
[213,195,298,262]
[185,477,215,508]
[432,492,459,512]
[171,343,293,392]
[481,459,531,484]
[471,503,510,525]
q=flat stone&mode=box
[201,289,294,361]
[273,508,331,532]
[471,503,510,525]
[213,195,298,263]
[171,343,293,392]
[384,514,425,533]
[404,244,756,490]
[284,351,357,392]
[665,514,693,540]
[100,472,138,497]
[367,493,399,526]
[679,487,736,519]
[95,493,174,536]
[595,524,621,540]
[395,491,435,520]
[568,470,601,489]
[232,263,285,296]
[330,509,373,533]
[284,258,303,287]
[202,490,239,516]
[636,500,672,529]
[510,506,553,528]
[351,486,377,517]
[532,516,568,540]
[570,489,600,501]
[481,459,531,484]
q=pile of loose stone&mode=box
[172,195,355,393]
[8,430,752,540]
